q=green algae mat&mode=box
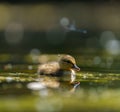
[0,71,120,112]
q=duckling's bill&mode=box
[72,64,80,71]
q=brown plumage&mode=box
[37,55,80,83]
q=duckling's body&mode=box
[38,62,61,76]
[37,55,80,83]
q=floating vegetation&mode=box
[0,73,37,83]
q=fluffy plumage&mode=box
[37,55,80,83]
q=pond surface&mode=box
[0,53,119,112]
[0,70,120,112]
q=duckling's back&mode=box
[37,62,63,76]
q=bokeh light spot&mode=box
[5,22,24,45]
[27,82,46,90]
[6,77,13,83]
[93,56,101,65]
[30,48,41,63]
[60,17,69,27]
[100,31,116,47]
[105,40,120,55]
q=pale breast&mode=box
[60,70,72,82]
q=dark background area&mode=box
[0,0,119,71]
[0,0,120,54]
[0,0,118,4]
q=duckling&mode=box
[37,55,80,84]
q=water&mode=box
[0,54,120,111]
[0,71,120,112]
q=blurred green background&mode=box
[0,1,120,72]
[0,2,120,54]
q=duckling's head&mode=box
[59,55,80,71]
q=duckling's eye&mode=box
[62,59,72,64]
